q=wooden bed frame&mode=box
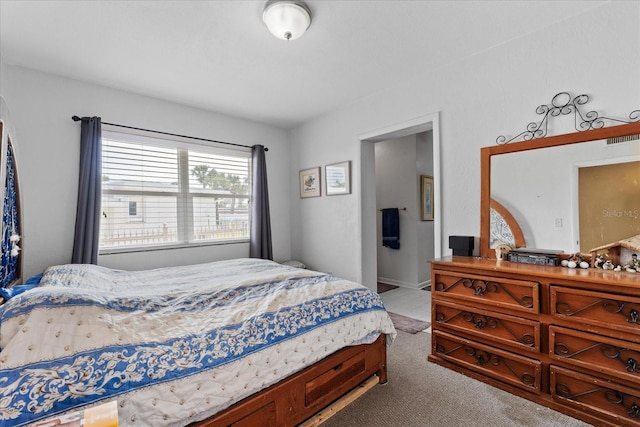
[0,112,389,427]
[191,334,387,427]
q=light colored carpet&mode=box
[321,331,592,427]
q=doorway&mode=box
[358,113,441,291]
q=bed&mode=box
[0,109,396,426]
[0,257,396,426]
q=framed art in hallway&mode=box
[299,166,321,198]
[421,175,434,221]
[325,161,351,196]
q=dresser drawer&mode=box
[549,325,640,385]
[434,300,540,352]
[433,330,541,393]
[551,365,640,426]
[551,286,640,336]
[433,271,539,314]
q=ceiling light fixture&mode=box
[262,0,312,41]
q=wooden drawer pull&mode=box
[333,363,343,371]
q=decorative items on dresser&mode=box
[430,257,640,426]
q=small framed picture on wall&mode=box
[299,167,321,198]
[421,175,434,221]
[325,161,351,196]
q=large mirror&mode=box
[480,122,640,258]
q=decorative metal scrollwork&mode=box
[605,390,640,419]
[461,278,498,296]
[602,346,640,375]
[557,383,640,419]
[556,382,603,400]
[496,92,640,145]
[460,312,535,346]
[554,341,640,375]
[556,299,640,327]
[435,277,534,309]
[435,342,463,357]
[554,341,601,359]
[464,346,535,387]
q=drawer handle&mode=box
[556,343,640,375]
[461,279,534,308]
[333,363,343,372]
[560,384,640,420]
[465,347,536,387]
[437,278,535,309]
[556,300,640,326]
[460,312,534,347]
[606,391,640,419]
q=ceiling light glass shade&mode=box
[262,0,311,41]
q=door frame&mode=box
[357,112,441,289]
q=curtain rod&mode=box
[71,116,267,151]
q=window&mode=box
[100,131,251,252]
[128,201,137,217]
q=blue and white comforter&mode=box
[0,258,396,426]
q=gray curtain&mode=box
[72,116,102,264]
[249,145,273,260]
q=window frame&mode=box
[99,130,252,255]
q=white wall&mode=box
[1,66,292,278]
[289,2,640,289]
[374,132,433,288]
[0,54,6,96]
[375,135,419,287]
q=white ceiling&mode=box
[0,0,606,129]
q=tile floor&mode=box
[379,286,431,332]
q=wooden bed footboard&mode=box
[191,333,387,427]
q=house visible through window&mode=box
[100,131,251,252]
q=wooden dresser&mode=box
[430,256,640,426]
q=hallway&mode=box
[379,286,431,327]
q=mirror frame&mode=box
[480,121,640,258]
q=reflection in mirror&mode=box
[489,199,526,248]
[490,137,640,254]
[578,159,640,252]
